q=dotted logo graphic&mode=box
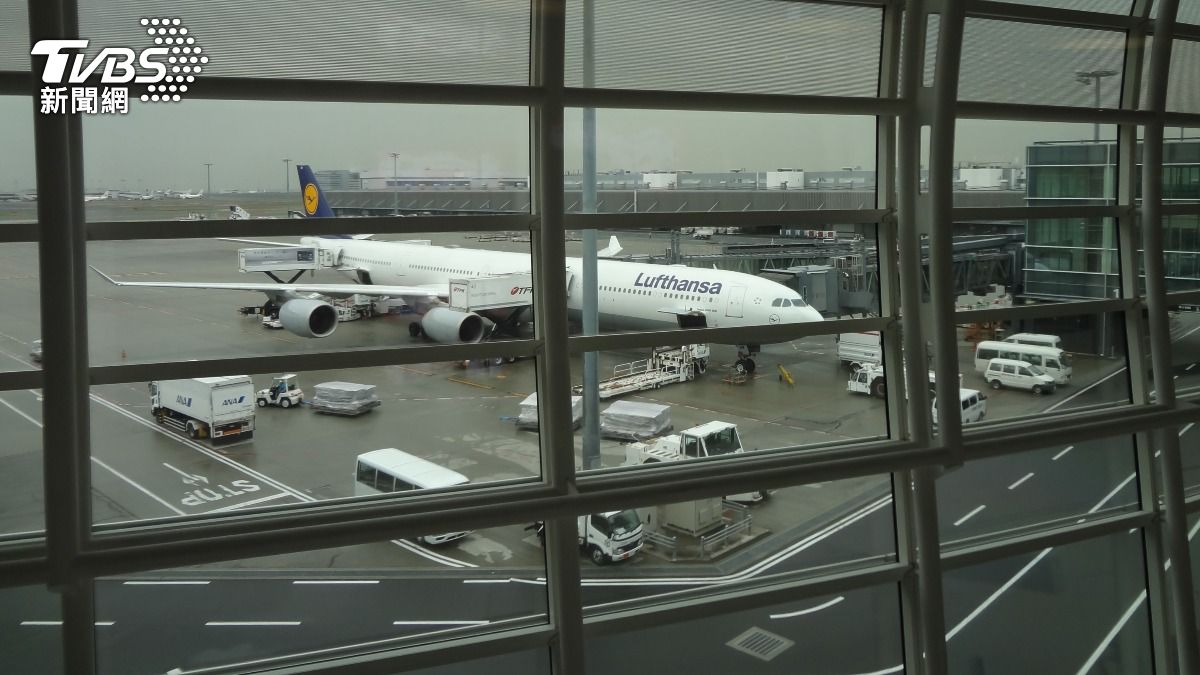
[138,17,205,103]
[303,184,320,215]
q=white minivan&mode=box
[354,448,473,545]
[932,388,988,426]
[974,340,1072,385]
[1003,333,1063,351]
[984,358,1057,395]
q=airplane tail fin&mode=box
[598,235,623,258]
[296,164,336,218]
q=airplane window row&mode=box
[412,264,478,276]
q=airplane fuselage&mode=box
[308,238,823,331]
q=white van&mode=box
[1003,333,1063,351]
[974,340,1072,385]
[984,358,1057,394]
[354,448,472,544]
[837,332,882,372]
[932,388,987,426]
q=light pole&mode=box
[1075,69,1118,142]
[388,152,401,215]
[283,158,291,193]
[203,163,213,195]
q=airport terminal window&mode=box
[11,2,1200,674]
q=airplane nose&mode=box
[801,306,824,322]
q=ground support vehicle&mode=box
[624,421,766,502]
[527,512,645,565]
[149,377,255,443]
[837,332,882,372]
[256,374,304,409]
[573,344,709,400]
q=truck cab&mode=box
[624,421,766,502]
[579,510,643,565]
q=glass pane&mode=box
[1168,40,1200,114]
[959,19,1126,107]
[0,0,28,71]
[89,363,539,526]
[944,533,1151,673]
[78,0,530,85]
[413,649,551,675]
[585,584,902,673]
[83,101,528,216]
[0,585,63,674]
[95,540,548,674]
[1002,0,1132,12]
[1155,0,1200,25]
[565,110,877,213]
[565,0,882,97]
[572,482,896,607]
[939,436,1137,544]
[0,387,43,536]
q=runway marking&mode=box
[1074,591,1147,675]
[395,365,436,376]
[953,505,986,527]
[1090,474,1137,514]
[205,621,301,627]
[91,455,187,516]
[447,376,494,390]
[1007,473,1034,490]
[391,620,490,626]
[293,580,380,585]
[205,492,290,513]
[769,596,844,619]
[1181,422,1195,436]
[1044,368,1126,413]
[1188,363,1196,371]
[123,581,210,585]
[945,547,1052,640]
[852,666,904,675]
[20,620,114,627]
[0,396,41,427]
[1052,445,1074,461]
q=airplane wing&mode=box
[598,235,623,258]
[90,266,439,301]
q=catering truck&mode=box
[149,376,256,443]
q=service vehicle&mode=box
[837,332,882,372]
[256,374,304,409]
[624,421,766,502]
[974,340,1072,385]
[149,376,256,443]
[932,388,988,426]
[526,511,645,565]
[846,363,959,398]
[354,448,472,545]
[29,338,42,363]
[984,358,1057,394]
[573,344,709,400]
[1002,333,1063,351]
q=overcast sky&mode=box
[0,96,1107,193]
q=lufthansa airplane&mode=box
[93,165,822,371]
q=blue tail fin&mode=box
[296,165,336,219]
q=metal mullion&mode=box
[953,296,1135,323]
[940,509,1154,571]
[0,543,49,588]
[87,340,540,386]
[1162,202,1200,215]
[950,204,1122,220]
[582,562,909,638]
[957,100,1154,124]
[1173,23,1200,41]
[567,315,890,355]
[1163,111,1200,127]
[530,1,584,673]
[0,370,44,391]
[84,213,538,242]
[562,209,887,229]
[1187,493,1200,511]
[1141,3,1200,672]
[0,222,38,243]
[562,87,902,116]
[1166,289,1200,304]
[966,0,1140,31]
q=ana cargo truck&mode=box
[149,376,256,443]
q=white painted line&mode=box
[946,548,1052,640]
[90,455,187,517]
[1052,446,1074,461]
[1045,368,1126,413]
[95,621,115,626]
[0,396,42,428]
[851,666,904,675]
[1188,363,1196,371]
[1008,473,1035,490]
[1089,473,1137,514]
[1180,422,1195,436]
[205,492,291,513]
[510,578,547,586]
[123,580,210,586]
[205,621,301,627]
[463,579,512,584]
[769,596,845,619]
[292,580,380,585]
[389,538,477,569]
[1074,591,1147,675]
[953,505,986,527]
[391,620,490,626]
[20,620,113,626]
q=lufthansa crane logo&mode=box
[303,183,319,215]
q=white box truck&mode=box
[527,510,644,565]
[149,376,256,443]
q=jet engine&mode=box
[420,307,486,343]
[278,298,338,338]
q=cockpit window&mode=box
[772,298,783,307]
[790,296,808,307]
